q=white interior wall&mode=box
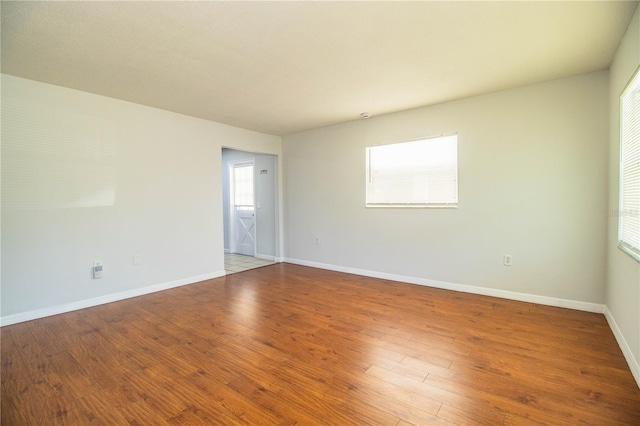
[283,71,609,306]
[0,74,281,323]
[606,6,640,385]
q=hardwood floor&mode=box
[2,263,639,425]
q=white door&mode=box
[235,207,255,256]
[231,163,255,256]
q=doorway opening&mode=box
[222,148,278,274]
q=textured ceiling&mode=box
[1,1,637,136]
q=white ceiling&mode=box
[1,1,637,136]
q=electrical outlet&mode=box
[133,255,141,265]
[315,236,320,245]
[93,261,103,279]
[503,254,513,266]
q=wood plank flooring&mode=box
[2,263,640,425]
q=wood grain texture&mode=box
[2,263,639,425]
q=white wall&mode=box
[222,148,278,259]
[0,74,281,323]
[283,71,609,306]
[607,6,640,384]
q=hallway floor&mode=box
[224,253,275,274]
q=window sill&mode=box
[618,241,640,263]
[366,204,458,209]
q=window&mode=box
[619,68,640,262]
[366,134,458,208]
[233,164,254,207]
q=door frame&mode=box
[228,158,256,256]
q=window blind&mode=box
[366,135,458,208]
[619,68,640,261]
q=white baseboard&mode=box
[255,253,283,262]
[255,253,275,261]
[284,257,605,314]
[604,307,640,388]
[0,270,226,327]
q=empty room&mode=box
[2,1,640,425]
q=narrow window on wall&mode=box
[619,68,640,262]
[366,134,458,208]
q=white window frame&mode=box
[365,134,458,208]
[618,67,640,262]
